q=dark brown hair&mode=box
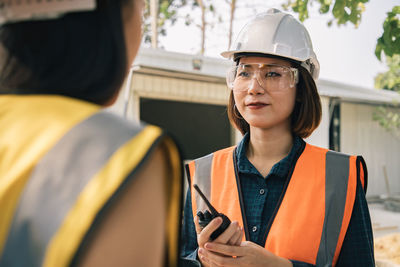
[227,65,322,138]
[0,0,132,105]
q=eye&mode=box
[265,71,281,78]
[237,69,251,78]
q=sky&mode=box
[151,0,399,89]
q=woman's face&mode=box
[233,56,297,131]
[123,0,145,68]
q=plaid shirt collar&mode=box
[236,132,304,179]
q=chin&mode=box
[246,119,275,129]
[244,115,290,131]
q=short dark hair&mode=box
[0,0,132,105]
[227,65,322,138]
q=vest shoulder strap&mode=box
[356,156,368,193]
[306,143,367,192]
[305,143,367,190]
[185,146,236,187]
[186,146,237,222]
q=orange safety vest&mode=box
[186,142,366,267]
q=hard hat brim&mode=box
[221,50,304,63]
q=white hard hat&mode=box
[0,0,96,25]
[221,8,320,80]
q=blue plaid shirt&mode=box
[181,134,375,267]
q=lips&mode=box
[246,102,269,109]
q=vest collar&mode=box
[236,132,305,179]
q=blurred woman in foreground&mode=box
[0,1,182,266]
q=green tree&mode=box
[283,1,400,60]
[143,0,187,46]
[375,54,400,92]
[375,6,400,60]
[373,6,400,136]
[284,1,400,137]
[182,0,218,55]
[373,105,400,138]
[144,0,222,54]
[373,54,400,137]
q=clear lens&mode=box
[226,63,298,92]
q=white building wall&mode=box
[341,102,400,196]
[109,72,229,120]
[305,96,330,148]
[130,73,229,105]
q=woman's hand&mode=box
[195,216,243,267]
[198,241,293,267]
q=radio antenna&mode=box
[193,184,219,215]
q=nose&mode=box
[247,77,265,95]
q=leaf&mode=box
[393,5,400,14]
[282,2,290,11]
[319,4,330,14]
[376,6,400,60]
[287,0,310,21]
[332,0,345,21]
[375,38,384,60]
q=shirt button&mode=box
[259,189,265,195]
[252,226,258,232]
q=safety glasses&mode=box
[226,63,299,92]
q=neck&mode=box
[247,125,293,161]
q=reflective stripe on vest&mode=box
[0,111,163,267]
[187,143,363,267]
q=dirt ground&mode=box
[369,203,400,266]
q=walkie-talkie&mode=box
[193,184,231,240]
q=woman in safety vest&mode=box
[0,1,182,267]
[181,9,374,267]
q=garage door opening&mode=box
[140,98,232,160]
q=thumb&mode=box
[194,215,202,234]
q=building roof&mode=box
[317,79,400,106]
[134,47,400,106]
